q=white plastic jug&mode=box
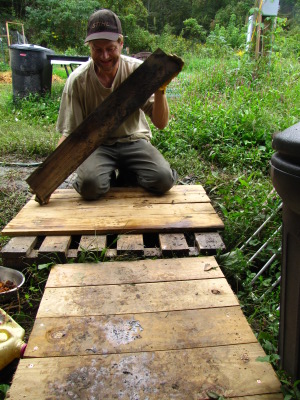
[0,308,27,370]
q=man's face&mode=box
[90,39,123,73]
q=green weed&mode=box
[0,384,9,400]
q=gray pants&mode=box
[73,139,177,200]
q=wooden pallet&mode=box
[1,185,225,267]
[2,186,224,236]
[7,257,283,399]
[1,231,225,268]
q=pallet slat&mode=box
[25,306,256,358]
[38,236,71,263]
[195,232,226,254]
[45,257,223,287]
[159,233,189,256]
[1,232,226,268]
[9,344,281,400]
[37,278,238,318]
[78,235,107,255]
[117,234,144,255]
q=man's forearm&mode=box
[151,90,169,130]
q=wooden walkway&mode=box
[2,185,283,399]
[8,257,282,399]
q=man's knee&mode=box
[139,168,177,194]
[73,176,110,200]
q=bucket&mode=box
[0,308,27,370]
[0,266,25,302]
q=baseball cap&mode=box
[84,9,122,43]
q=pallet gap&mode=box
[69,235,81,250]
[184,232,196,247]
[34,236,46,249]
[143,233,160,248]
[106,234,118,249]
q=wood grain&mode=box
[45,257,223,287]
[25,306,256,357]
[37,278,239,318]
[2,187,224,236]
[9,343,281,399]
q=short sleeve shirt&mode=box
[56,55,154,145]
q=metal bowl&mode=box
[0,266,25,301]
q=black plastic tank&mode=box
[9,44,55,98]
[270,121,300,381]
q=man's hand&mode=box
[159,54,184,94]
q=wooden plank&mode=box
[2,198,224,236]
[45,257,223,287]
[25,306,256,358]
[159,233,189,256]
[195,232,226,254]
[27,185,210,202]
[143,247,162,257]
[78,235,106,255]
[117,234,144,255]
[1,236,37,256]
[38,236,71,263]
[26,50,184,205]
[37,278,238,318]
[8,343,281,399]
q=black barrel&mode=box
[270,121,300,382]
[9,44,55,98]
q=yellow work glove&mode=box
[159,54,184,94]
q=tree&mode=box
[25,0,99,52]
[181,18,206,42]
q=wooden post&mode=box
[255,12,262,59]
[26,49,184,205]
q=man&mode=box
[56,9,178,200]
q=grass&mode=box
[0,46,300,398]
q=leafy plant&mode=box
[0,384,10,400]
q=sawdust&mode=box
[0,71,12,83]
[0,71,64,84]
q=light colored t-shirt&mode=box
[56,55,154,145]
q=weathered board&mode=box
[26,306,256,357]
[159,233,189,256]
[26,49,184,205]
[195,232,226,254]
[1,186,224,236]
[117,234,144,255]
[37,278,238,318]
[10,344,281,399]
[45,257,223,287]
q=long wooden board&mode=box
[2,186,224,236]
[25,306,256,358]
[37,278,238,318]
[45,257,222,287]
[9,344,281,399]
[26,49,184,205]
